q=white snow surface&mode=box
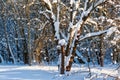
[0,64,119,80]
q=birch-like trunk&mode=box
[10,0,29,64]
[2,0,16,64]
[4,20,16,64]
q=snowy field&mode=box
[0,64,119,80]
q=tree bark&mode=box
[25,1,32,66]
[60,46,65,74]
[20,26,29,64]
[99,34,104,67]
[66,40,78,71]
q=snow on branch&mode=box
[54,21,60,39]
[86,18,98,26]
[58,39,67,46]
[41,0,56,21]
[71,0,107,42]
[52,0,57,3]
[72,0,80,22]
[38,21,49,31]
[30,18,41,22]
[79,30,108,41]
[60,31,67,41]
[95,0,106,7]
[39,11,50,20]
[43,0,52,10]
[79,27,118,41]
[70,0,75,5]
[76,50,87,63]
[83,0,89,11]
[28,0,35,7]
[106,27,117,37]
[39,10,55,22]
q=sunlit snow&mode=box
[0,64,119,80]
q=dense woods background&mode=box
[0,0,120,73]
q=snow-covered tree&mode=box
[40,0,119,72]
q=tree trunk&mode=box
[60,46,65,74]
[4,19,16,64]
[20,26,29,64]
[65,5,73,56]
[96,51,100,65]
[99,34,104,67]
[25,1,32,66]
[65,28,72,56]
[66,40,78,71]
[4,28,16,64]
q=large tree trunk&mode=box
[60,46,65,74]
[66,40,78,71]
[65,28,72,56]
[66,11,90,71]
[65,5,73,56]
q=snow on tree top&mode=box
[58,39,66,46]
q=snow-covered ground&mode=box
[0,64,119,80]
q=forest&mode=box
[0,0,120,79]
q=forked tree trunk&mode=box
[66,11,90,71]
